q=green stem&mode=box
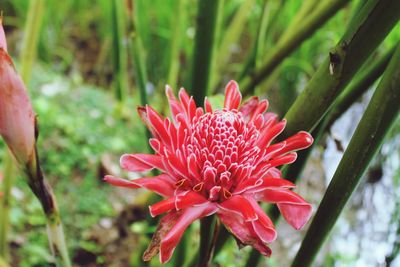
[242,0,349,94]
[291,41,400,267]
[20,0,45,84]
[281,0,400,140]
[243,46,394,267]
[0,151,15,261]
[198,215,217,267]
[111,0,129,103]
[190,0,222,105]
[25,150,71,267]
[326,47,395,128]
[167,0,185,89]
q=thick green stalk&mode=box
[326,47,395,128]
[26,150,71,267]
[282,0,400,140]
[167,0,185,89]
[242,0,349,94]
[291,42,400,267]
[111,0,129,102]
[20,0,45,84]
[190,0,222,105]
[244,46,394,266]
[0,152,15,261]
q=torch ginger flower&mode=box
[0,18,36,165]
[105,81,313,263]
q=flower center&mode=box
[185,109,260,202]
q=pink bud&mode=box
[0,16,7,52]
[0,48,35,165]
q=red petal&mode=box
[104,174,175,197]
[224,80,242,110]
[120,153,164,172]
[269,152,297,168]
[256,120,286,149]
[165,85,184,121]
[149,191,209,217]
[160,204,217,263]
[204,97,213,113]
[218,195,258,221]
[218,209,272,256]
[280,131,314,154]
[146,106,172,148]
[239,96,259,121]
[247,198,277,243]
[262,189,312,230]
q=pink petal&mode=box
[120,153,164,172]
[249,99,268,122]
[269,152,297,168]
[218,195,258,221]
[165,85,183,121]
[204,97,213,113]
[239,96,259,120]
[146,106,172,148]
[224,80,242,110]
[261,188,312,230]
[279,131,314,154]
[0,17,7,52]
[149,191,209,217]
[104,174,175,197]
[218,208,272,256]
[160,204,217,263]
[256,120,287,149]
[0,49,35,165]
[247,198,277,243]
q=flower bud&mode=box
[0,23,35,165]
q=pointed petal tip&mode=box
[224,80,242,110]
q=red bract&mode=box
[0,17,7,52]
[105,81,313,263]
[0,19,36,165]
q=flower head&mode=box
[105,81,313,263]
[0,18,36,165]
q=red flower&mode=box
[105,81,313,263]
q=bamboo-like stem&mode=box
[111,0,129,103]
[25,149,71,267]
[291,41,400,267]
[242,0,349,94]
[190,0,222,105]
[243,46,394,267]
[281,0,400,140]
[0,151,15,261]
[167,0,185,89]
[326,47,395,128]
[19,0,45,84]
